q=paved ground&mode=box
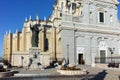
[0,65,120,80]
[77,65,120,80]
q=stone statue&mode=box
[30,24,41,47]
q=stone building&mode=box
[4,16,62,67]
[3,0,120,67]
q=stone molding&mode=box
[62,26,120,35]
[60,21,120,35]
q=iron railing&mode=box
[95,57,120,63]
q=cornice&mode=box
[60,23,120,35]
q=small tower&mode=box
[25,17,28,22]
[16,29,18,33]
[29,15,33,26]
[9,30,11,34]
[44,16,46,21]
[6,31,8,35]
[36,15,39,21]
[29,15,32,21]
[36,15,39,24]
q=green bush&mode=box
[60,66,81,70]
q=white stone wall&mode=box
[11,52,29,67]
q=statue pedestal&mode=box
[29,47,42,70]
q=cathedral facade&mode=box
[4,0,120,67]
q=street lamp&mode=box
[21,56,24,67]
[67,44,69,64]
[108,47,115,63]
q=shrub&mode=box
[60,66,81,70]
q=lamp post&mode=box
[21,56,24,67]
[108,47,115,63]
[67,44,69,64]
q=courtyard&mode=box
[0,65,120,80]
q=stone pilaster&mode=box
[91,37,98,67]
[41,27,45,52]
[4,33,12,63]
[16,32,20,51]
[85,36,92,65]
[56,33,62,60]
[3,35,7,61]
[19,34,22,51]
[82,1,90,23]
[22,28,26,51]
[26,31,31,51]
[50,27,56,61]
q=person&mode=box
[30,24,41,47]
[62,58,67,68]
[28,58,33,69]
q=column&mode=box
[3,35,7,61]
[7,33,12,63]
[22,28,26,51]
[41,27,45,51]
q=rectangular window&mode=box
[60,13,62,17]
[99,12,104,23]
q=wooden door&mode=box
[78,54,83,64]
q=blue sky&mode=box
[0,0,120,57]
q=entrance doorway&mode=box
[100,50,106,63]
[78,54,84,64]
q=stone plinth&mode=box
[29,47,41,69]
